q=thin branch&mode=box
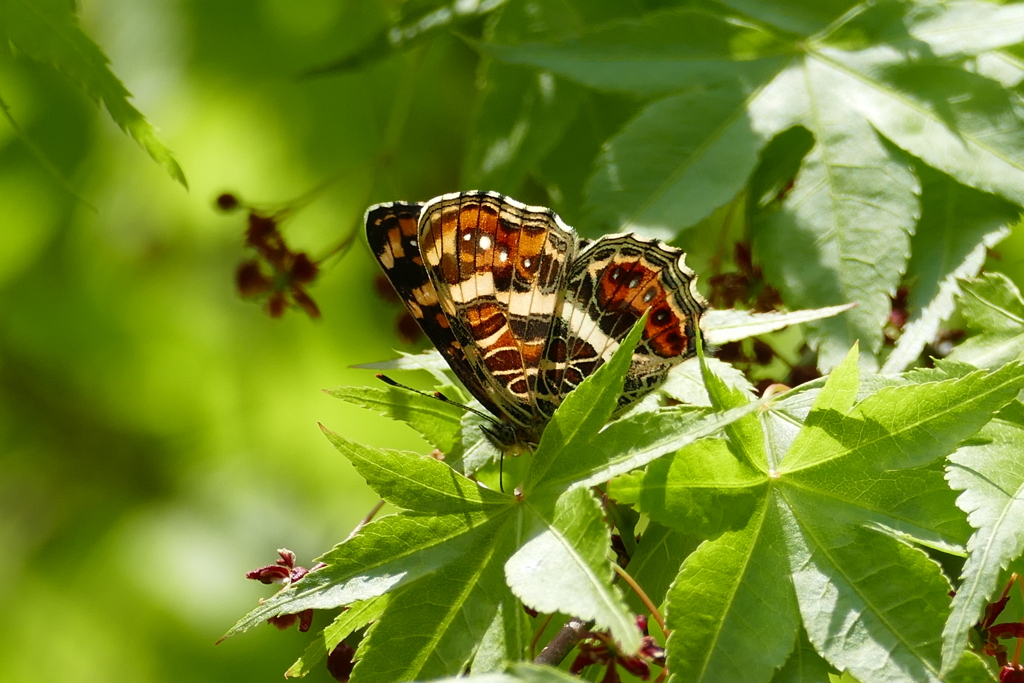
[1014,574,1023,667]
[530,613,555,660]
[534,618,592,667]
[612,563,667,635]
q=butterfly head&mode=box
[479,419,536,454]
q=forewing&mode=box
[553,235,707,411]
[365,201,506,420]
[418,191,578,433]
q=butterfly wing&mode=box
[418,191,578,439]
[551,235,708,412]
[365,201,508,421]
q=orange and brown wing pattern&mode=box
[365,200,507,422]
[546,235,707,413]
[418,191,577,439]
[368,191,708,448]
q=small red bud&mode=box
[374,274,400,303]
[236,261,273,297]
[327,642,356,682]
[268,613,299,630]
[298,608,314,632]
[1001,664,1024,683]
[291,253,319,284]
[216,193,240,211]
[246,564,291,584]
[990,623,1024,639]
[753,339,775,365]
[268,292,288,318]
[291,288,321,319]
[247,214,278,247]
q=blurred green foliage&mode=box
[0,1,485,681]
[4,0,1024,681]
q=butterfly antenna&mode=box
[374,374,503,426]
[499,452,505,494]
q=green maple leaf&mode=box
[881,167,1019,374]
[0,0,187,187]
[948,273,1024,369]
[223,321,763,681]
[478,1,1024,370]
[934,274,1024,672]
[940,404,1024,674]
[609,346,1024,683]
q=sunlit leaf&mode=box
[303,0,508,76]
[702,304,856,346]
[882,167,1017,373]
[609,342,1024,683]
[285,596,389,678]
[505,486,639,653]
[751,55,920,371]
[948,273,1024,368]
[664,499,799,683]
[326,385,466,454]
[941,412,1024,673]
[478,8,794,97]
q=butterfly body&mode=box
[365,191,707,448]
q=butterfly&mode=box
[365,191,708,449]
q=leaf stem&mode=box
[345,499,385,541]
[612,563,667,635]
[534,618,591,667]
[1014,574,1023,667]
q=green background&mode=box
[0,1,476,680]
[4,1,1024,682]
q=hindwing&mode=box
[554,235,707,413]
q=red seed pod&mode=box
[396,312,422,344]
[599,660,622,683]
[291,252,319,284]
[298,608,314,632]
[267,292,288,318]
[618,655,651,680]
[236,261,273,297]
[1001,664,1024,683]
[292,288,321,319]
[216,193,240,211]
[711,274,747,309]
[327,641,356,682]
[734,242,755,279]
[268,613,299,630]
[276,549,297,568]
[983,594,1012,628]
[752,338,775,365]
[246,213,278,247]
[753,284,783,312]
[716,341,747,364]
[374,273,401,303]
[246,564,292,584]
[990,623,1024,640]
